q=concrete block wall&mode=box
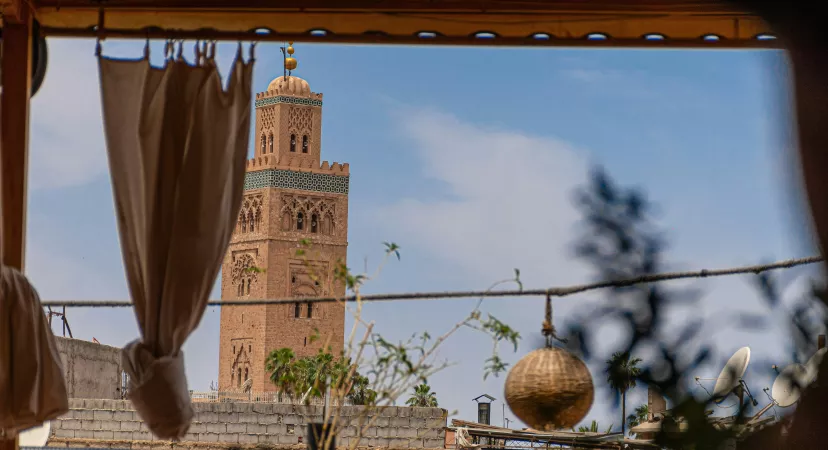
[55,337,123,400]
[48,399,447,450]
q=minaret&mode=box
[218,44,349,393]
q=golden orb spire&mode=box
[283,41,298,74]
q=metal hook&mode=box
[94,8,105,56]
[194,40,202,65]
[207,40,217,61]
[249,41,258,62]
[143,33,151,60]
[164,39,173,61]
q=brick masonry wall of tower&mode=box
[48,399,447,449]
[219,77,349,394]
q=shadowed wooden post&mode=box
[0,0,32,270]
[0,1,32,449]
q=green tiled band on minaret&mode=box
[244,169,349,194]
[255,96,323,108]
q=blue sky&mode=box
[26,38,820,431]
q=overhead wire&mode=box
[38,255,823,308]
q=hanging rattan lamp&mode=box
[504,294,594,431]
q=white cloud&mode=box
[377,107,590,286]
[29,39,108,190]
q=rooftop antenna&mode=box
[280,42,297,80]
[711,347,752,406]
[750,336,826,424]
[748,362,806,424]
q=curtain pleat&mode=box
[98,46,253,439]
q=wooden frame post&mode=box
[0,2,32,448]
[1,1,32,271]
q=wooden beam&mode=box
[31,1,776,46]
[0,0,32,271]
[0,0,25,24]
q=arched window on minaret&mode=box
[237,368,242,387]
[296,212,304,230]
[310,214,318,233]
[323,213,333,236]
[260,134,266,155]
[241,212,247,233]
[290,134,296,152]
[307,302,313,318]
[248,210,255,232]
[244,368,248,382]
[246,278,251,295]
[237,282,243,297]
[268,133,274,154]
[294,302,301,318]
[302,135,309,153]
[255,207,262,231]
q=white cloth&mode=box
[0,266,69,435]
[98,45,253,439]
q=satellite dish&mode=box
[802,347,827,386]
[771,363,807,408]
[712,347,751,402]
[18,421,50,447]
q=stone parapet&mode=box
[51,400,447,450]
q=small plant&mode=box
[267,239,522,450]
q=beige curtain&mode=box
[0,266,68,435]
[98,43,253,439]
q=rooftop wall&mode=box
[48,399,447,450]
[55,337,123,400]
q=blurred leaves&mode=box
[567,166,828,448]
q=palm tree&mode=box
[626,404,649,437]
[405,382,438,407]
[605,351,642,437]
[576,420,613,433]
[265,347,297,401]
[347,373,378,406]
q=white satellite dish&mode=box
[18,421,50,447]
[712,347,751,402]
[802,347,827,387]
[771,363,807,408]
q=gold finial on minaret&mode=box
[281,42,298,79]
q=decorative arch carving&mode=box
[232,253,259,297]
[280,194,337,235]
[237,194,264,234]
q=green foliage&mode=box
[405,382,439,407]
[626,404,649,436]
[576,420,612,434]
[265,347,378,406]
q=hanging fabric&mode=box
[97,40,254,439]
[0,266,69,435]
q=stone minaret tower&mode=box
[218,47,349,393]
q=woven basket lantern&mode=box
[504,296,594,431]
[504,346,594,431]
